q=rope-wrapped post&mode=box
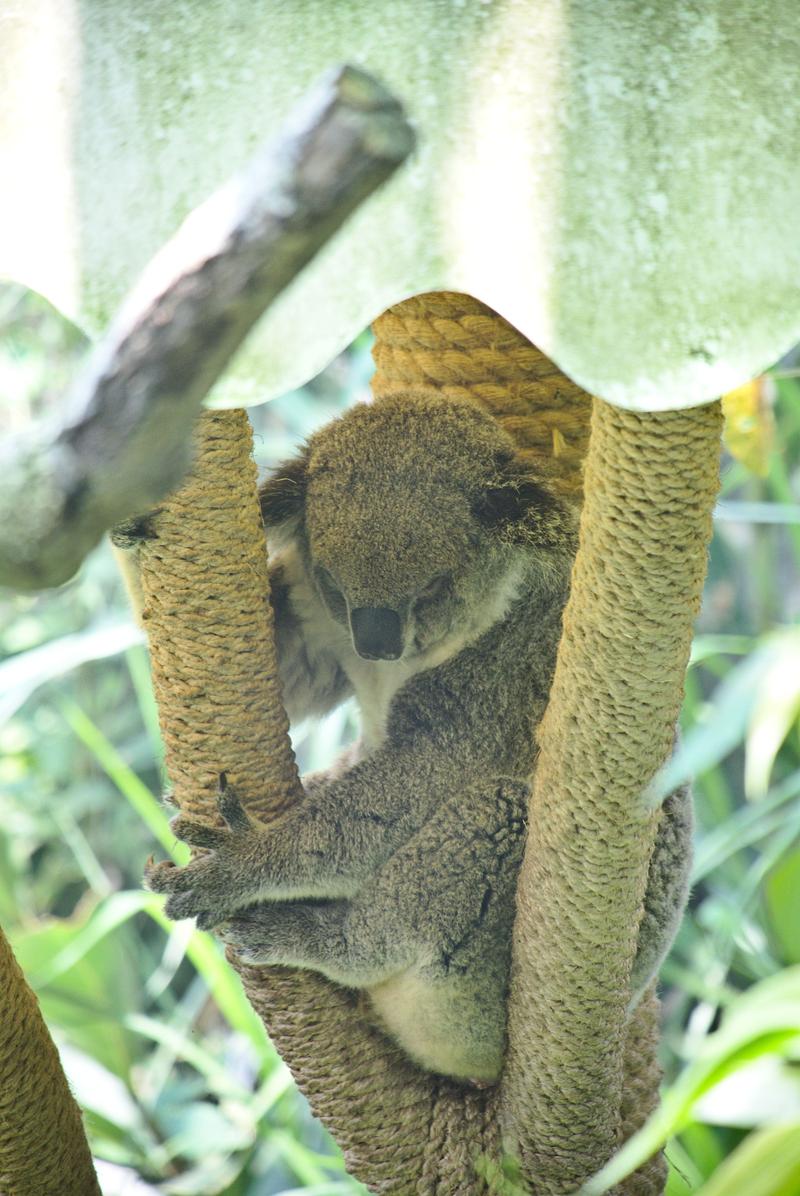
[618,986,665,1195]
[501,398,722,1192]
[135,293,593,1192]
[137,408,299,825]
[0,924,101,1196]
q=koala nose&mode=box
[350,607,403,661]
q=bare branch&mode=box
[0,65,415,590]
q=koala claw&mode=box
[169,815,228,851]
[145,856,210,895]
[216,778,253,832]
[168,775,253,850]
[144,778,269,928]
[143,856,179,891]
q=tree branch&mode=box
[0,65,415,591]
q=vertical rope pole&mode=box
[618,987,667,1195]
[501,398,722,1192]
[137,408,299,825]
[0,924,101,1196]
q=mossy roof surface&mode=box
[2,0,799,410]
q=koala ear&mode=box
[258,450,309,534]
[473,458,574,550]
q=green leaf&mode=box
[0,620,143,723]
[159,1100,253,1159]
[30,890,160,987]
[580,969,800,1194]
[674,1122,725,1182]
[695,1123,800,1196]
[765,850,800,964]
[125,644,164,767]
[58,698,187,863]
[648,638,788,806]
[693,1054,800,1127]
[144,903,272,1059]
[125,1012,251,1100]
[745,631,800,799]
[10,913,142,1078]
[59,1041,153,1141]
[715,501,800,525]
[689,636,756,666]
[665,1156,696,1196]
[693,769,800,882]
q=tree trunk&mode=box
[0,924,101,1196]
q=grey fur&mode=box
[146,390,692,1082]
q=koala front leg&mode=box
[146,778,348,927]
[146,749,444,927]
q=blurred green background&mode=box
[2,287,800,1195]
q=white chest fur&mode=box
[343,648,441,752]
[341,562,526,753]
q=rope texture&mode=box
[372,292,590,498]
[0,924,101,1196]
[501,397,722,1192]
[138,408,299,823]
[618,988,667,1195]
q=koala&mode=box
[146,389,692,1083]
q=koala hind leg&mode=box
[219,897,418,988]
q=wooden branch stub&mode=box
[0,65,415,591]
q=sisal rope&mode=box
[0,924,101,1195]
[501,397,722,1192]
[371,292,590,498]
[618,987,668,1195]
[137,408,299,823]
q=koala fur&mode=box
[146,389,692,1082]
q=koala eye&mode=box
[416,574,449,603]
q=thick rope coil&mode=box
[372,292,590,499]
[0,924,101,1196]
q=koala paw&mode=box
[144,775,267,930]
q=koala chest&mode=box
[343,657,419,751]
[343,634,469,752]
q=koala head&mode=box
[260,389,574,662]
